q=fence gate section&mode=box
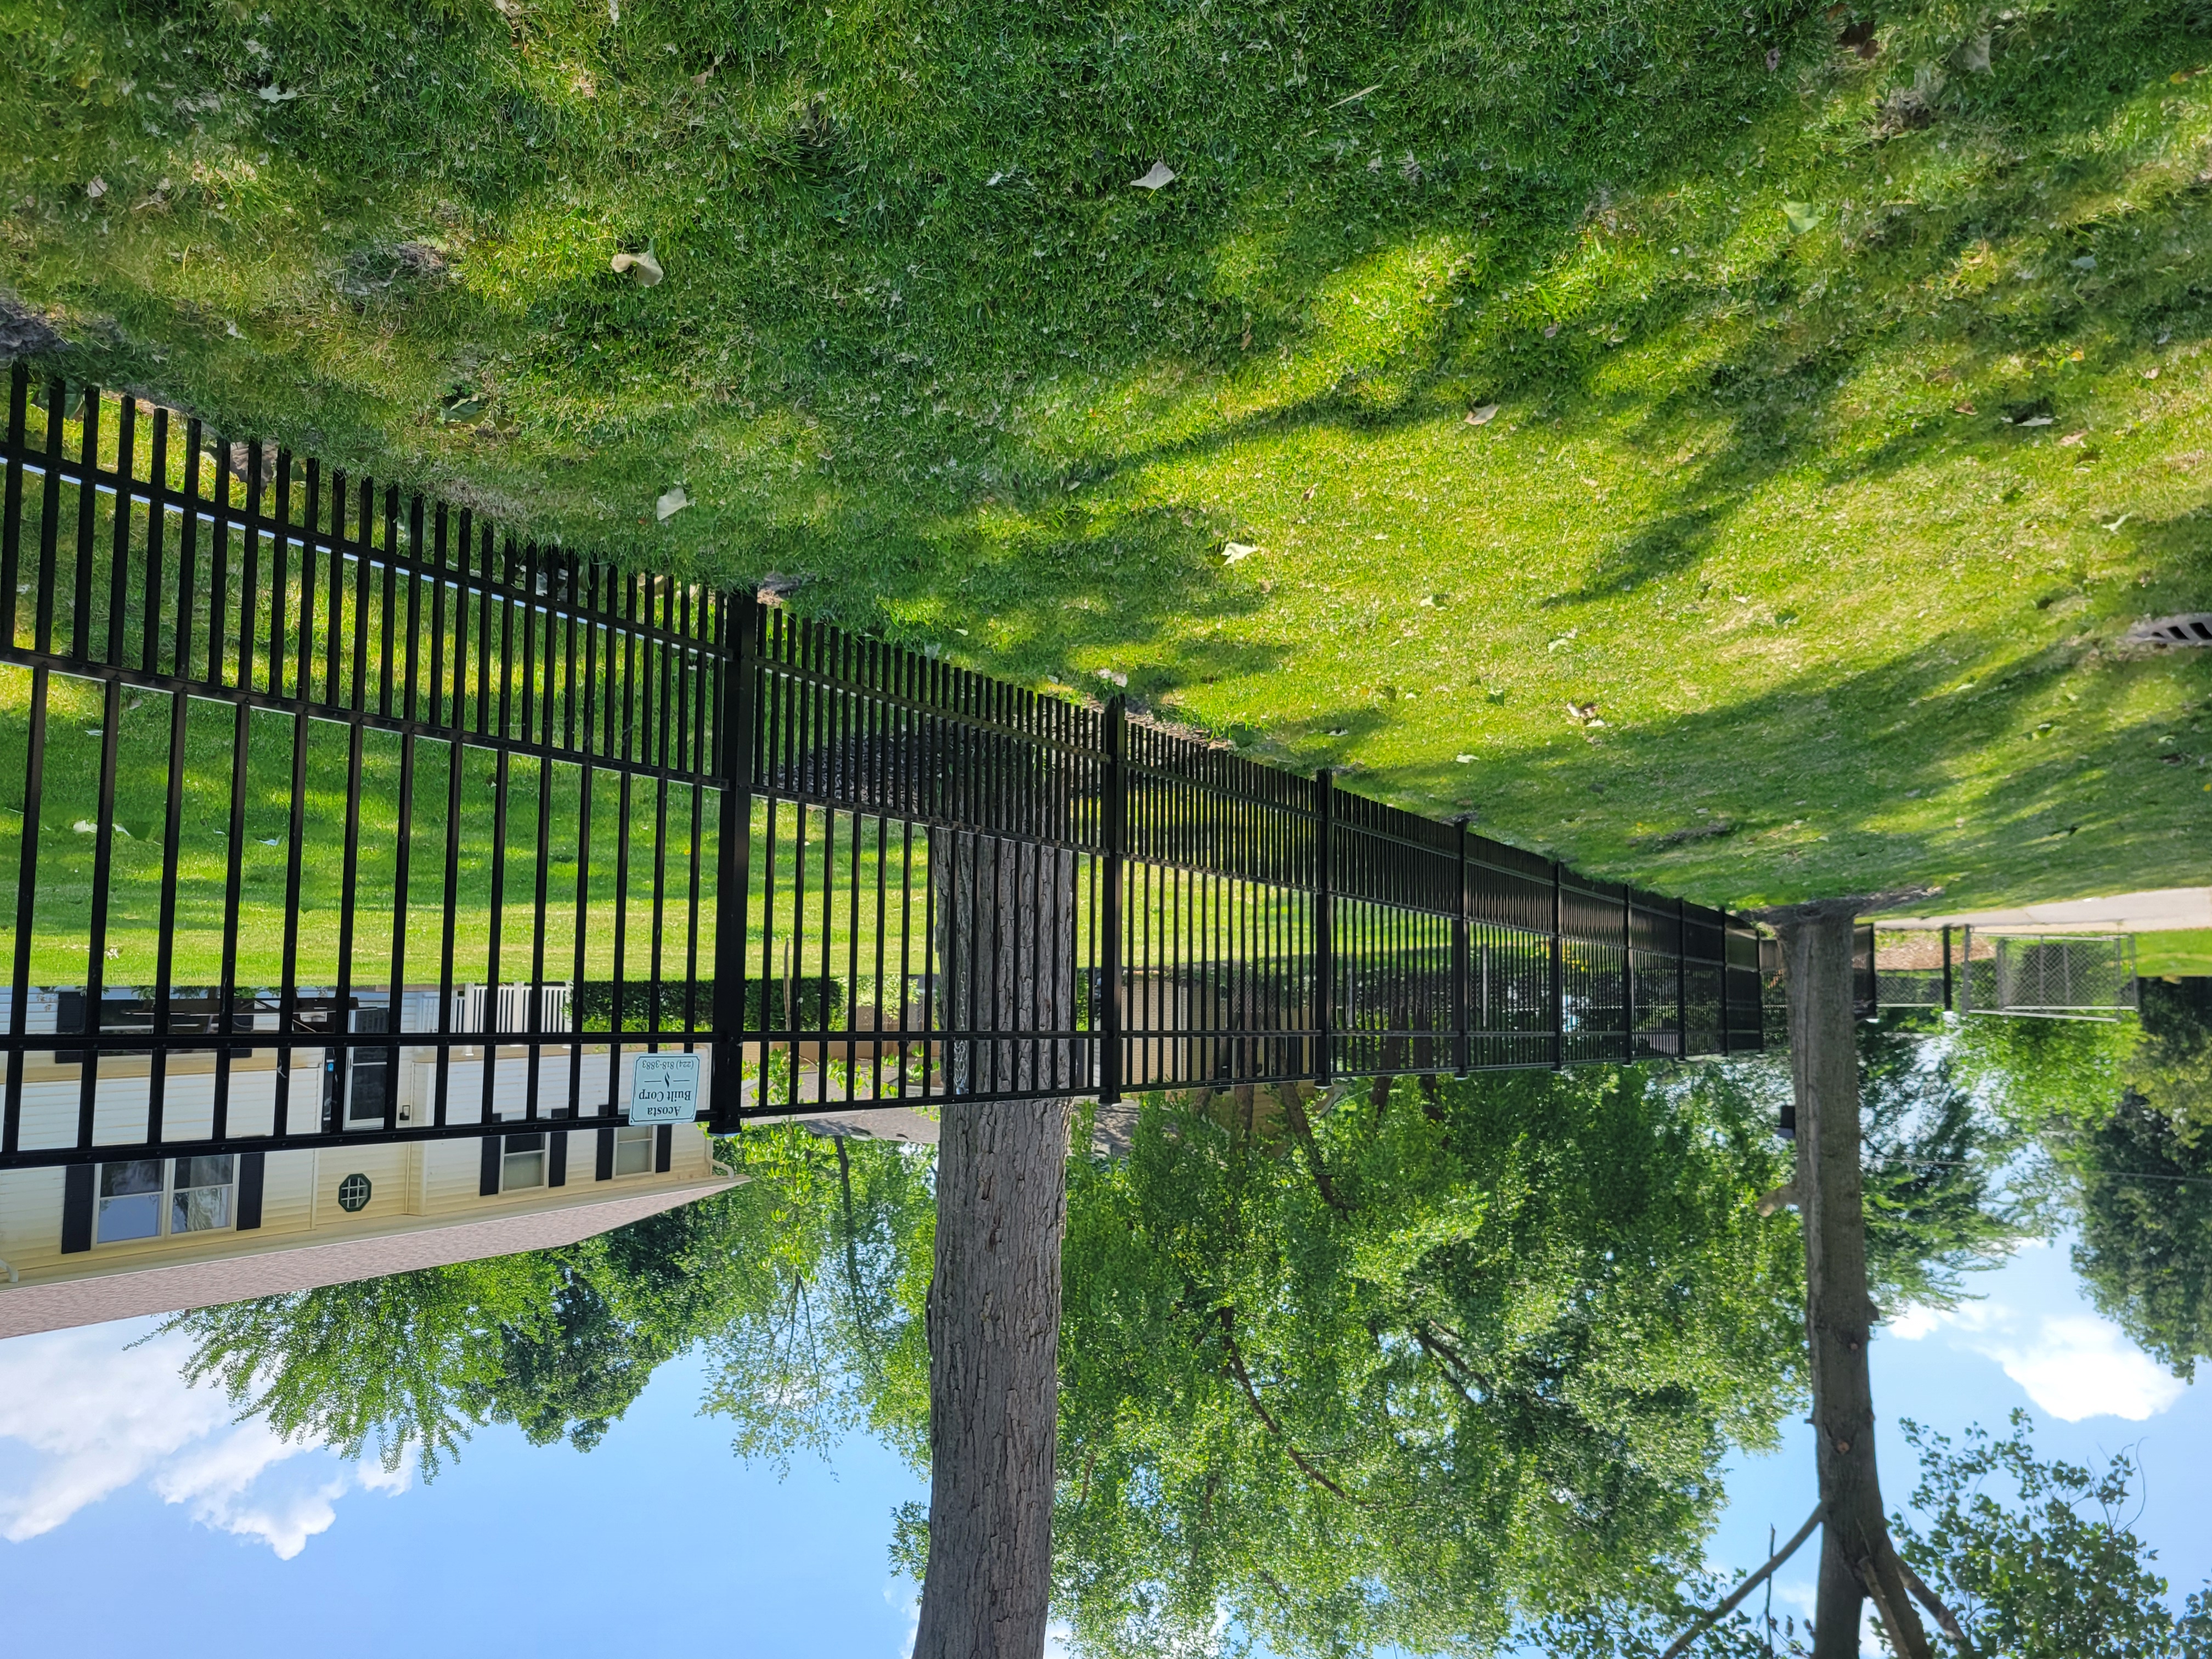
[0,371,1766,1180]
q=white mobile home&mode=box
[0,1012,730,1340]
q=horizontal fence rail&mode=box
[0,370,1766,1180]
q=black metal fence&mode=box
[0,370,1764,1171]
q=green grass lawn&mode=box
[2138,927,2212,975]
[4,0,2209,910]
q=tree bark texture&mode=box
[1776,905,1931,1659]
[913,832,1078,1659]
[912,1091,1071,1659]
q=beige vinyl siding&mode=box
[257,1149,317,1235]
[0,1168,67,1277]
[310,1144,411,1228]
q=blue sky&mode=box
[1707,1236,2212,1645]
[0,1332,929,1659]
[0,1236,2203,1659]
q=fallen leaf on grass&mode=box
[1951,402,1976,415]
[2058,430,2088,446]
[86,177,108,200]
[1542,323,1560,338]
[1130,162,1176,191]
[1221,541,1259,563]
[1783,201,1821,234]
[654,486,689,521]
[1455,754,1475,763]
[611,249,664,286]
[2016,415,2054,427]
[1465,404,1500,426]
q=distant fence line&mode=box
[0,370,1765,1174]
[1859,923,2138,1022]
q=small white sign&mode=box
[628,1053,701,1125]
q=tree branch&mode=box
[1279,1091,1350,1213]
[1217,1307,1356,1503]
[1411,1323,1489,1412]
[1660,1505,1824,1659]
[1896,1553,1966,1645]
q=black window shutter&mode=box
[61,1164,93,1253]
[654,1124,673,1174]
[237,1152,266,1230]
[548,1131,567,1189]
[479,1135,501,1197]
[595,1126,614,1181]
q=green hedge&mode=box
[572,978,844,1033]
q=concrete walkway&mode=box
[1874,886,2212,934]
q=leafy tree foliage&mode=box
[1857,1023,2034,1316]
[2064,1093,2212,1383]
[1895,1412,2212,1659]
[2126,978,2212,1142]
[166,1126,930,1477]
[695,1127,934,1471]
[1949,1012,2141,1136]
[1051,1062,1806,1658]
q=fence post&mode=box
[1098,696,1126,1104]
[710,593,759,1132]
[1452,820,1469,1077]
[1550,864,1565,1070]
[1621,889,1635,1063]
[1675,898,1689,1060]
[1940,923,1954,1012]
[1718,916,1732,1055]
[1314,769,1334,1086]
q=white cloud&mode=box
[0,1317,405,1556]
[1882,1299,2185,1423]
[887,1577,921,1657]
[1887,1304,1943,1341]
[1979,1315,2185,1424]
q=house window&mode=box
[96,1156,235,1245]
[501,1133,547,1192]
[613,1124,656,1178]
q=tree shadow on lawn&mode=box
[809,55,2212,661]
[26,1,2212,716]
[1385,620,2212,907]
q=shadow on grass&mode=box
[1396,616,2210,906]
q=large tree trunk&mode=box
[913,832,1079,1659]
[1775,903,1931,1659]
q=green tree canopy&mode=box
[1858,1021,2035,1316]
[2063,1092,2212,1383]
[165,1125,930,1476]
[2127,978,2212,1142]
[1895,1411,2212,1659]
[1051,1063,1806,1658]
